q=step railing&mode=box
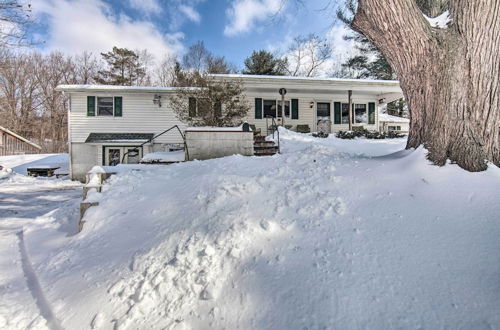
[121,125,189,164]
[265,115,280,154]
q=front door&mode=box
[104,147,143,166]
[317,102,332,133]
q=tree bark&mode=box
[352,0,499,171]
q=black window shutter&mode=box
[87,96,96,116]
[188,97,197,117]
[114,97,122,117]
[368,102,376,124]
[291,99,299,119]
[255,98,262,119]
[334,102,341,124]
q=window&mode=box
[278,100,290,117]
[263,100,277,118]
[341,103,350,124]
[97,97,114,116]
[197,98,210,116]
[354,104,367,124]
[388,125,401,131]
[189,97,219,118]
[316,102,330,119]
[104,146,143,166]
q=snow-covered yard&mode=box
[1,132,499,329]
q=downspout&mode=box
[65,92,74,181]
[348,90,353,131]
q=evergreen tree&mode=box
[94,47,146,86]
[243,50,288,75]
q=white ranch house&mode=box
[57,74,404,181]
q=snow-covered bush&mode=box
[336,129,405,140]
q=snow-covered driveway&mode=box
[0,155,81,329]
[1,135,500,330]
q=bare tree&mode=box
[342,0,499,171]
[74,51,101,84]
[0,1,33,48]
[156,53,178,87]
[0,52,39,136]
[182,41,210,72]
[135,49,155,86]
[286,34,333,77]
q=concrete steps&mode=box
[253,135,279,156]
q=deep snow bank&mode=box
[20,131,500,329]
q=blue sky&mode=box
[30,0,350,70]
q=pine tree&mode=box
[94,47,146,86]
[243,50,288,75]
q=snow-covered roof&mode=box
[185,125,251,132]
[379,113,410,123]
[0,125,42,149]
[55,85,202,93]
[210,74,400,86]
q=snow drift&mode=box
[2,131,500,329]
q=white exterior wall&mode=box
[240,90,380,134]
[69,92,186,144]
[68,91,185,181]
[185,131,254,160]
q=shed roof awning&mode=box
[85,133,154,143]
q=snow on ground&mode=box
[1,133,500,329]
[0,154,69,176]
[0,154,81,329]
[141,150,185,163]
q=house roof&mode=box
[0,125,42,149]
[209,74,404,103]
[85,133,155,143]
[210,73,400,85]
[378,113,410,123]
[55,85,202,93]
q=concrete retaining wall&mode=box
[185,130,254,161]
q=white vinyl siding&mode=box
[69,93,186,144]
[242,91,379,134]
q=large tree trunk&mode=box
[352,0,499,171]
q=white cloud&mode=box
[179,5,201,23]
[269,25,356,77]
[128,0,162,15]
[32,0,183,62]
[224,0,283,37]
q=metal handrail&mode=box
[121,125,189,164]
[265,115,280,154]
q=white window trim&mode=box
[97,96,115,116]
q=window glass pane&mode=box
[108,149,121,166]
[277,101,290,117]
[197,98,210,116]
[263,100,276,118]
[355,104,367,123]
[98,97,113,116]
[127,148,140,164]
[341,103,349,124]
[317,103,330,119]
